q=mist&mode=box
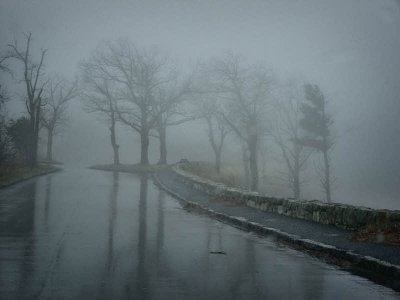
[1,0,400,209]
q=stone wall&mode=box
[173,163,400,229]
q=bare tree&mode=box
[204,54,273,191]
[272,81,312,199]
[297,83,334,203]
[81,54,122,165]
[196,96,229,173]
[241,141,250,188]
[152,76,194,165]
[84,40,175,165]
[5,33,47,166]
[41,76,77,162]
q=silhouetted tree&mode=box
[196,96,229,173]
[5,33,47,166]
[297,83,334,202]
[204,54,273,191]
[84,40,175,165]
[152,77,194,165]
[0,84,7,113]
[41,76,77,161]
[0,118,15,164]
[0,58,14,164]
[0,57,10,112]
[7,117,31,163]
[272,81,312,199]
[81,54,121,165]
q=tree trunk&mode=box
[248,136,259,191]
[293,145,301,199]
[241,143,250,189]
[158,125,167,165]
[28,103,35,166]
[110,117,120,165]
[206,118,221,174]
[215,149,221,174]
[29,116,35,166]
[323,148,331,203]
[34,103,40,165]
[46,129,53,161]
[112,144,120,165]
[140,128,150,165]
[293,170,300,200]
[322,103,331,203]
[29,103,40,167]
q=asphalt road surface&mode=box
[0,168,398,299]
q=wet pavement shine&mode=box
[0,168,398,300]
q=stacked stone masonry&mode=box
[174,163,400,230]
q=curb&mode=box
[153,172,400,292]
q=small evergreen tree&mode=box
[7,117,31,163]
[0,116,15,164]
[298,84,334,203]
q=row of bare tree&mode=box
[80,40,193,166]
[1,34,334,202]
[197,56,334,202]
[80,40,335,202]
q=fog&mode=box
[1,0,400,209]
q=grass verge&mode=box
[0,164,61,188]
[90,163,167,174]
[350,223,400,245]
[181,163,242,188]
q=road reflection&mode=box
[0,169,398,300]
[136,174,148,298]
[105,172,118,274]
[156,188,165,273]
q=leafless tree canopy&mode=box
[81,40,195,165]
[5,33,47,166]
[80,49,123,165]
[194,95,229,173]
[201,54,274,191]
[41,76,78,161]
[272,80,312,199]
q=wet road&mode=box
[0,168,398,300]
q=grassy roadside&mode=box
[180,162,243,188]
[0,164,61,188]
[90,163,167,174]
[350,223,400,245]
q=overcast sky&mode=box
[1,0,400,209]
